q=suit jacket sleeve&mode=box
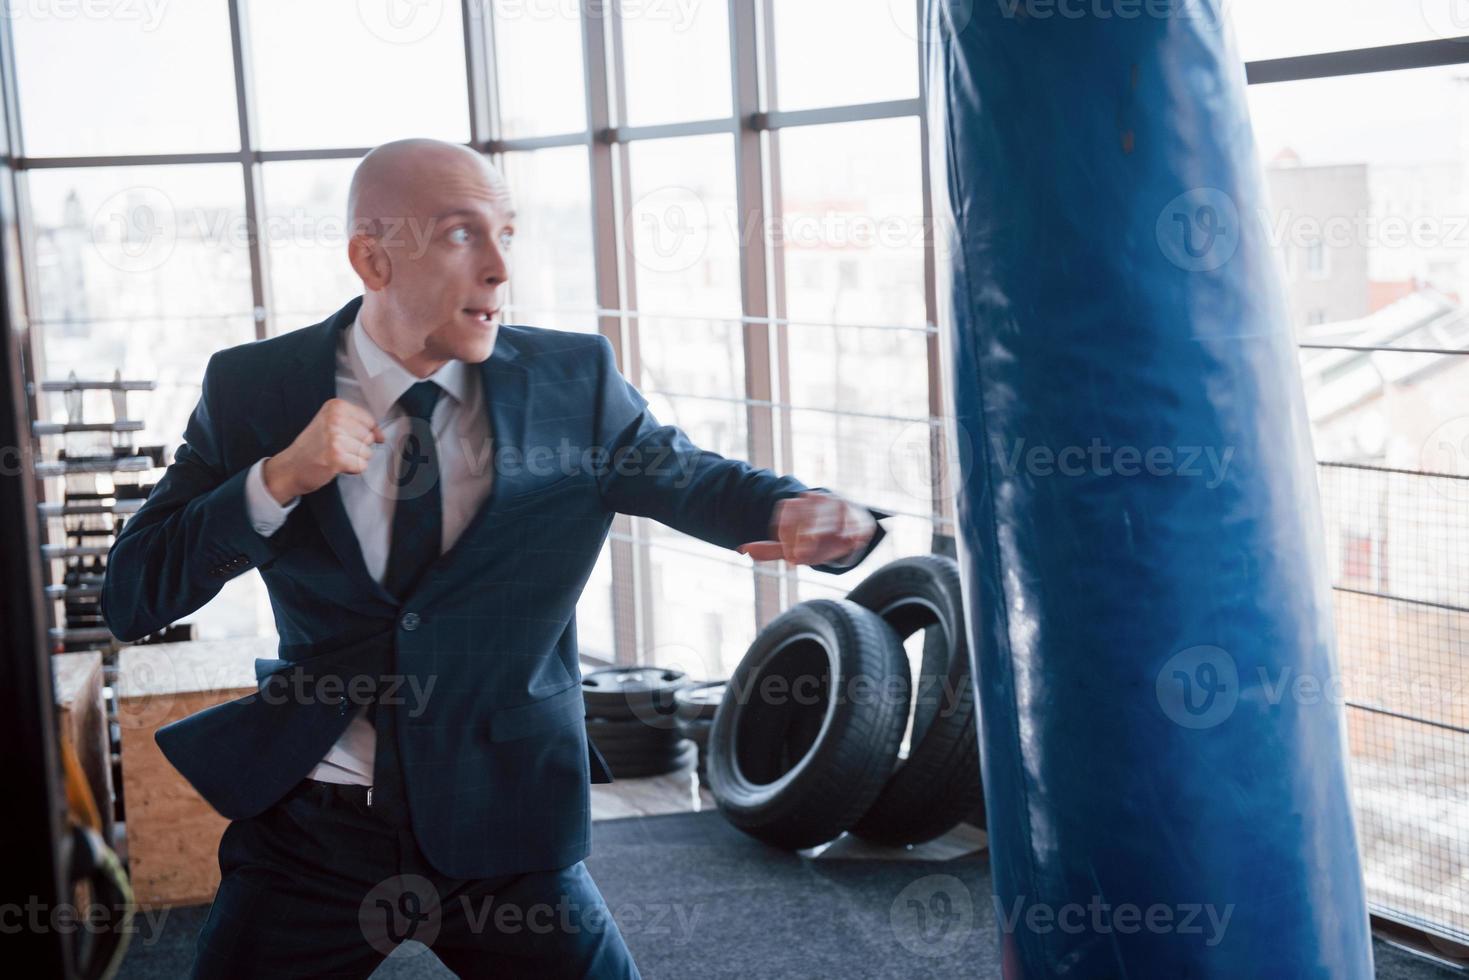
[589,335,889,574]
[102,351,289,641]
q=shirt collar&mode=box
[349,311,470,422]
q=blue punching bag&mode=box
[925,1,1374,976]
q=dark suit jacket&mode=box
[101,295,888,878]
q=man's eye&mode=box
[448,227,472,244]
[499,230,514,249]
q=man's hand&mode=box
[261,398,385,504]
[737,491,877,566]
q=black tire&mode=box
[607,739,698,778]
[845,554,985,845]
[707,598,910,850]
[582,666,688,725]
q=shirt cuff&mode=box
[822,544,864,570]
[245,457,300,537]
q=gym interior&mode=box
[5,2,1469,978]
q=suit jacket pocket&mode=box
[488,683,586,742]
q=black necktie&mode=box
[368,379,443,826]
[382,379,444,598]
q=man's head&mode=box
[346,138,514,374]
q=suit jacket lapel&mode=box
[278,296,397,609]
[410,333,529,599]
[278,297,534,607]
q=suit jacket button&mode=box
[400,612,421,631]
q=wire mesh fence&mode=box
[1318,461,1469,945]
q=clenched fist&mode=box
[736,490,876,566]
[261,398,385,504]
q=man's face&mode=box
[372,154,514,364]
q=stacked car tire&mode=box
[705,554,985,849]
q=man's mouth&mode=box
[462,308,498,323]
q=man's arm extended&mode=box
[589,335,887,573]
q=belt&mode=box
[294,777,377,808]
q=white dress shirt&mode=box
[244,311,493,784]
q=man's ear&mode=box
[348,233,390,290]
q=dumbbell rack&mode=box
[31,371,193,840]
[32,371,165,653]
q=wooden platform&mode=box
[115,636,276,909]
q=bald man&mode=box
[103,138,889,979]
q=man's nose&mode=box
[483,240,509,287]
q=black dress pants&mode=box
[189,778,642,979]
